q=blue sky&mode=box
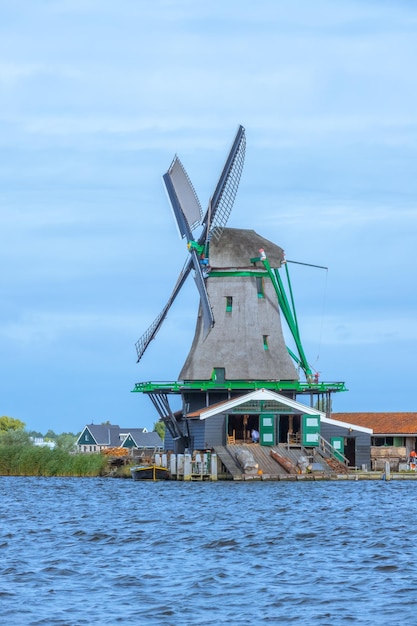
[1,0,417,435]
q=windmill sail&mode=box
[163,159,215,336]
[164,156,202,237]
[135,257,192,362]
[204,124,246,243]
[135,125,246,363]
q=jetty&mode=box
[135,445,417,481]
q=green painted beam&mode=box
[132,379,347,394]
[208,270,268,278]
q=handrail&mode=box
[317,434,350,467]
[285,434,314,463]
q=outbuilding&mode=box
[164,389,372,469]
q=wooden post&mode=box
[177,454,184,479]
[183,454,192,480]
[170,454,177,478]
[384,460,391,481]
[211,453,218,480]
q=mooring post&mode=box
[183,454,192,480]
[170,454,177,478]
[211,453,218,480]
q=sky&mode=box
[1,0,417,435]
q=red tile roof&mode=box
[332,413,417,435]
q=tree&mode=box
[55,433,77,452]
[0,428,32,446]
[44,429,58,441]
[153,420,165,441]
[27,430,43,439]
[0,416,26,431]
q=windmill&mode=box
[133,125,346,446]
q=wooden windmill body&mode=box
[179,227,298,383]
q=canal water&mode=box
[1,477,416,625]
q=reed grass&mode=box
[0,443,108,477]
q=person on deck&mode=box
[251,429,260,444]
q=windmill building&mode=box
[133,126,371,477]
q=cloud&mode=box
[1,0,417,432]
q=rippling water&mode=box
[1,477,417,625]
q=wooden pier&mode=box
[150,448,417,481]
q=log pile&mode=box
[324,457,348,474]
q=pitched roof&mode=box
[332,413,417,435]
[185,389,325,419]
[126,429,163,448]
[187,389,371,433]
[76,424,162,448]
[77,424,120,446]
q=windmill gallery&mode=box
[132,125,374,481]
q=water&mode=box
[1,477,416,625]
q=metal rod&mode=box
[286,259,328,270]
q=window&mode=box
[212,368,225,383]
[256,277,264,298]
[263,335,269,350]
[372,436,396,447]
[225,296,233,312]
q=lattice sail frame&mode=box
[208,127,246,243]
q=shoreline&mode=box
[226,471,417,482]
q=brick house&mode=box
[332,412,417,471]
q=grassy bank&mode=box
[0,443,108,477]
